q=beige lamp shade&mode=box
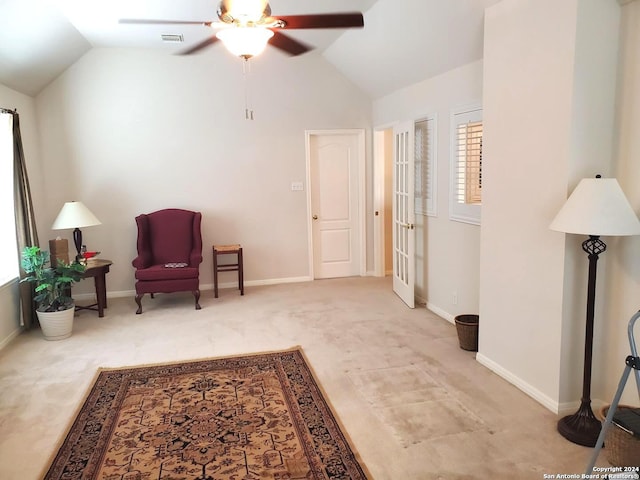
[51,201,101,230]
[550,177,640,236]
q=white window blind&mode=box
[0,112,18,286]
[450,105,482,225]
[414,116,436,217]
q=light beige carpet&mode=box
[0,276,608,479]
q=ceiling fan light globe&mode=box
[216,27,274,58]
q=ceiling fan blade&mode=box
[268,31,311,56]
[119,18,213,27]
[177,36,220,55]
[276,13,364,29]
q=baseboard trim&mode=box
[0,326,23,352]
[417,303,567,415]
[426,303,606,417]
[476,352,560,414]
[74,290,133,300]
[423,306,608,417]
[203,276,313,291]
[426,302,455,324]
[74,276,314,301]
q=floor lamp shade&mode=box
[51,201,101,259]
[550,178,640,236]
[550,176,640,446]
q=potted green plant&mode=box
[20,246,85,340]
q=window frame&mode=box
[449,103,483,225]
[0,111,18,287]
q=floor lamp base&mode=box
[557,402,601,447]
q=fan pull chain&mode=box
[243,58,254,121]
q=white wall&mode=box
[34,47,372,298]
[0,83,46,346]
[479,0,622,412]
[603,0,640,406]
[373,61,483,321]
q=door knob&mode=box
[312,215,318,220]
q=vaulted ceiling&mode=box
[0,0,502,98]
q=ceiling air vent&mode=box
[161,34,184,43]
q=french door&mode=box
[392,121,415,308]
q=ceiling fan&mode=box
[119,0,364,59]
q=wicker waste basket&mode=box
[599,405,640,468]
[454,314,479,352]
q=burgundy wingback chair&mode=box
[132,208,203,314]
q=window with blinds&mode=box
[450,105,482,225]
[414,116,436,217]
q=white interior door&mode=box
[308,130,364,279]
[393,121,415,308]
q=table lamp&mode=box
[51,201,101,262]
[550,175,640,446]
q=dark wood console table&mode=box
[76,259,112,317]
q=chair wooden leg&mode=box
[135,294,144,314]
[239,248,244,295]
[194,290,201,310]
[213,251,219,298]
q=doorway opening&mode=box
[373,127,394,277]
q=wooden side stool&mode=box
[212,244,244,298]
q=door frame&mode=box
[305,129,366,280]
[372,122,397,277]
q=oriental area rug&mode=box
[43,348,369,480]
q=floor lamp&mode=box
[550,176,640,447]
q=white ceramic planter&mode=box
[36,306,74,340]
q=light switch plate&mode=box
[291,182,304,191]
